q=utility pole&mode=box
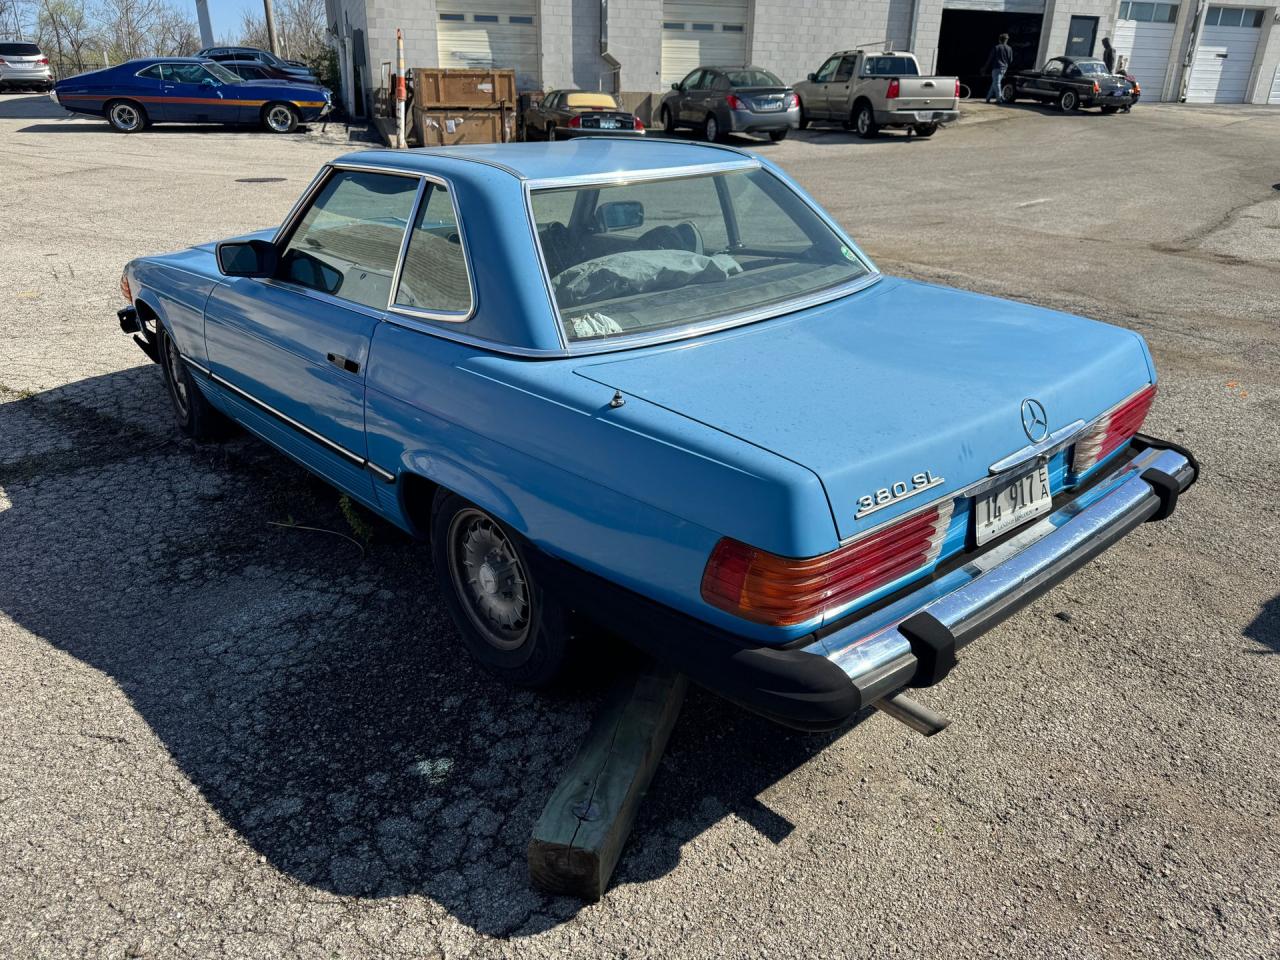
[194,0,213,48]
[263,0,280,56]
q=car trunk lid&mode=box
[574,276,1152,544]
[892,76,958,110]
[569,107,635,130]
[730,86,792,114]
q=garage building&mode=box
[322,0,1280,115]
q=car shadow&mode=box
[1243,594,1279,656]
[16,120,320,135]
[0,365,867,937]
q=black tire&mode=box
[547,123,557,141]
[1001,82,1017,103]
[853,102,878,139]
[661,105,677,134]
[1058,89,1079,112]
[768,128,788,142]
[797,102,809,130]
[1101,105,1120,114]
[912,122,938,138]
[702,111,724,143]
[262,101,298,133]
[106,99,147,133]
[158,325,229,441]
[430,491,570,687]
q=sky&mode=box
[201,0,265,43]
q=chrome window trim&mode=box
[835,385,1154,547]
[522,164,881,355]
[386,173,479,323]
[182,353,396,482]
[523,158,758,190]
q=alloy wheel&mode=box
[110,103,141,131]
[266,105,294,132]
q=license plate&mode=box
[756,100,783,112]
[599,119,620,129]
[974,464,1052,546]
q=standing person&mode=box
[1102,37,1116,73]
[983,33,1014,103]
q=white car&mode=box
[0,42,53,92]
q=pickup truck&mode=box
[793,50,959,138]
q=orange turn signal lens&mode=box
[120,273,131,302]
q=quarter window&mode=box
[394,183,472,317]
[277,170,419,310]
[136,64,163,80]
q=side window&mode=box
[712,73,730,91]
[1044,60,1063,76]
[682,69,705,90]
[545,91,561,110]
[137,64,163,80]
[835,56,856,81]
[814,56,841,82]
[394,183,471,317]
[163,63,212,84]
[277,170,420,309]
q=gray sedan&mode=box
[657,66,799,143]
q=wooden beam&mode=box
[528,665,688,901]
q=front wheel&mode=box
[431,493,571,687]
[106,99,147,133]
[661,106,676,134]
[912,122,938,138]
[1001,82,1017,103]
[1058,90,1079,112]
[158,325,229,441]
[768,128,788,142]
[262,102,298,133]
[853,103,878,139]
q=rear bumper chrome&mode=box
[533,435,1197,730]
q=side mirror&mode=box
[216,239,277,278]
[595,201,644,232]
[807,73,817,82]
[671,82,681,91]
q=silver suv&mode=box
[0,42,53,92]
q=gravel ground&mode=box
[1,94,1277,960]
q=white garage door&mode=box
[661,0,749,88]
[437,0,539,92]
[1185,6,1264,103]
[1112,1,1179,100]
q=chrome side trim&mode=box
[988,418,1086,475]
[808,446,1194,698]
[185,354,396,482]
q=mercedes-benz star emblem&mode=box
[1021,398,1049,442]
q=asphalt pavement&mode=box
[1,94,1278,959]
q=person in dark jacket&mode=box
[1102,37,1116,73]
[983,33,1014,103]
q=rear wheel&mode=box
[703,112,723,143]
[912,122,938,138]
[158,325,229,441]
[106,100,147,133]
[547,123,557,141]
[1001,82,1017,103]
[431,492,571,687]
[262,102,298,133]
[1058,89,1079,112]
[1101,105,1120,114]
[768,128,788,142]
[853,103,878,138]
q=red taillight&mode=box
[1071,384,1157,475]
[38,57,49,65]
[955,78,961,98]
[632,116,645,131]
[725,93,744,110]
[120,273,131,302]
[886,78,900,99]
[785,92,798,110]
[567,115,581,128]
[701,502,953,626]
[1133,81,1141,93]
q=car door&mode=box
[158,62,234,122]
[1034,58,1065,98]
[203,167,422,498]
[829,54,858,116]
[677,69,705,123]
[807,55,841,117]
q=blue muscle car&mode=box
[116,140,1197,730]
[54,57,331,134]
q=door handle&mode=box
[327,353,360,374]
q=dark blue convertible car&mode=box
[54,57,331,134]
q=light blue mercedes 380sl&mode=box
[117,139,1197,729]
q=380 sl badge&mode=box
[856,470,946,519]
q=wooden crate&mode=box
[412,68,516,109]
[413,106,515,146]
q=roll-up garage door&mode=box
[1185,6,1264,103]
[661,0,749,88]
[1112,1,1179,100]
[437,0,540,92]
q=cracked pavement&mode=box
[1,94,1278,959]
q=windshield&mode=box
[204,61,241,83]
[725,68,783,87]
[530,168,871,344]
[1073,60,1108,75]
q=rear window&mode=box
[530,168,870,344]
[1073,60,1108,75]
[863,57,919,76]
[0,43,41,56]
[724,69,782,87]
[564,92,619,108]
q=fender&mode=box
[397,449,528,536]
